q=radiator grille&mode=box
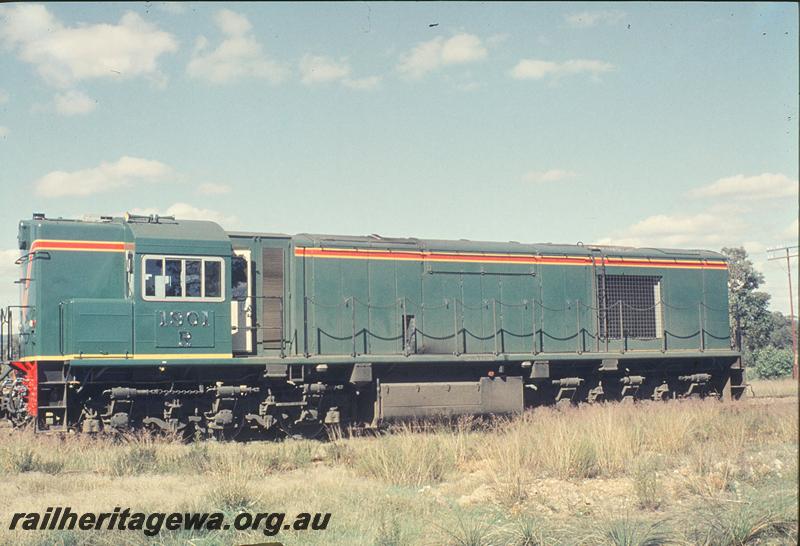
[598,274,662,339]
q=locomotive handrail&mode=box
[3,307,13,362]
[344,296,404,310]
[233,295,287,356]
[699,302,729,313]
[14,250,50,265]
[1,307,5,362]
[304,296,348,309]
[14,252,32,265]
[302,294,732,356]
[6,309,11,362]
[416,301,451,311]
[664,330,704,340]
[495,300,531,308]
[1,306,29,362]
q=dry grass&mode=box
[0,396,796,545]
[747,377,798,398]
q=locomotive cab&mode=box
[127,215,233,358]
[11,214,235,363]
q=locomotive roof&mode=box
[23,215,726,261]
[21,214,230,255]
[289,233,727,261]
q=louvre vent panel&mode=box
[261,248,284,346]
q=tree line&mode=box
[723,247,797,379]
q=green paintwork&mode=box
[60,299,133,356]
[288,234,732,358]
[17,218,127,360]
[14,216,736,368]
[17,217,232,360]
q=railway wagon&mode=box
[1,213,744,437]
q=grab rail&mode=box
[300,296,731,356]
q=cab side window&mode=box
[142,256,225,301]
[144,258,163,297]
[231,256,248,301]
[204,261,221,298]
[185,260,202,297]
[165,259,183,298]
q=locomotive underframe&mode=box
[10,354,745,438]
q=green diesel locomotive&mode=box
[1,213,744,437]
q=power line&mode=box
[767,245,799,379]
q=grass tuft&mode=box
[687,489,797,545]
[374,513,406,546]
[633,455,663,511]
[108,444,158,476]
[502,516,556,546]
[1,445,64,474]
[583,516,671,546]
[351,430,459,487]
[435,517,496,546]
[206,479,262,513]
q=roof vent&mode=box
[32,212,45,220]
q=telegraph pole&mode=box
[768,246,799,379]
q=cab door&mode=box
[231,249,254,354]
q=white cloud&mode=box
[0,4,178,88]
[297,54,380,90]
[198,182,232,195]
[397,33,487,78]
[565,10,625,28]
[440,33,487,64]
[688,173,799,200]
[0,89,8,104]
[0,249,18,272]
[596,184,797,314]
[510,59,615,81]
[53,90,95,116]
[523,169,577,183]
[0,249,20,309]
[299,55,350,84]
[742,241,768,255]
[596,208,749,249]
[783,218,799,240]
[35,156,171,197]
[187,9,288,84]
[216,10,252,37]
[164,203,236,225]
[342,76,381,90]
[0,126,8,138]
[128,203,237,227]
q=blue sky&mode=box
[0,2,797,313]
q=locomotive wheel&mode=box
[555,398,574,410]
[209,419,246,441]
[275,411,326,439]
[652,383,670,402]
